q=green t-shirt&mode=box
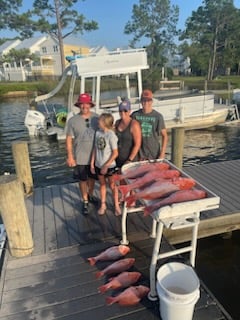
[131,109,166,160]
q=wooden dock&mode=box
[0,160,239,320]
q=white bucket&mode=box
[156,262,200,320]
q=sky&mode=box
[1,0,240,49]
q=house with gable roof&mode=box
[0,35,90,81]
[0,39,21,80]
[32,35,90,77]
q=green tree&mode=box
[181,0,240,80]
[0,0,22,29]
[2,48,39,67]
[124,0,179,90]
[32,0,98,73]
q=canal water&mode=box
[0,97,240,318]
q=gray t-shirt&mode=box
[66,112,99,165]
[94,129,118,169]
[131,109,166,160]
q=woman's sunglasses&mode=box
[85,118,90,128]
[119,110,128,113]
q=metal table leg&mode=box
[148,220,164,301]
[120,202,129,245]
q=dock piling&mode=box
[171,127,185,169]
[0,174,34,257]
[12,141,33,196]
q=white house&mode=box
[0,35,90,81]
[0,36,47,81]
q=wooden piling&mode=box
[0,174,34,257]
[12,141,33,196]
[171,127,185,169]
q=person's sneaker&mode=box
[83,201,89,215]
[88,194,98,204]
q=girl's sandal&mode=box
[98,202,107,215]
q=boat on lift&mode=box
[24,48,234,140]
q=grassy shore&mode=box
[1,76,240,99]
[0,77,128,99]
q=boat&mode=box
[24,48,235,140]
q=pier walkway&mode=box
[0,160,239,320]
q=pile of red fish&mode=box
[87,245,149,306]
[114,162,207,216]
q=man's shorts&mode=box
[73,165,97,182]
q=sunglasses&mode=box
[85,118,90,128]
[119,109,129,113]
[141,98,152,102]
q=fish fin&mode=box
[87,257,96,266]
[96,271,104,279]
[98,285,107,294]
[106,296,115,305]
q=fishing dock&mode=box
[1,159,239,319]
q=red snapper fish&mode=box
[118,169,181,199]
[126,177,196,206]
[106,285,150,306]
[96,258,135,279]
[98,271,142,293]
[113,162,170,182]
[87,245,130,266]
[144,189,207,216]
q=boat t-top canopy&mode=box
[69,48,149,112]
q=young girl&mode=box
[90,113,120,215]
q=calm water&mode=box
[0,97,240,318]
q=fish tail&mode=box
[144,206,152,216]
[106,296,115,305]
[118,185,130,199]
[126,195,135,207]
[87,257,96,266]
[96,271,104,279]
[98,284,108,294]
[113,174,122,182]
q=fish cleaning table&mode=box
[119,160,220,300]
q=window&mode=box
[53,45,58,52]
[42,47,47,53]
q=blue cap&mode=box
[118,100,131,111]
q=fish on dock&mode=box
[96,258,135,279]
[98,271,142,293]
[113,162,170,182]
[126,177,196,206]
[105,285,150,306]
[144,189,207,216]
[87,245,130,266]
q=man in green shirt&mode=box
[131,89,168,160]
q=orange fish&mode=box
[98,271,142,293]
[96,258,135,279]
[106,285,150,306]
[87,245,130,266]
[144,189,207,216]
[113,162,170,182]
[118,169,181,199]
[126,177,196,207]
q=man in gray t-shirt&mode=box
[66,93,99,214]
[131,89,168,160]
